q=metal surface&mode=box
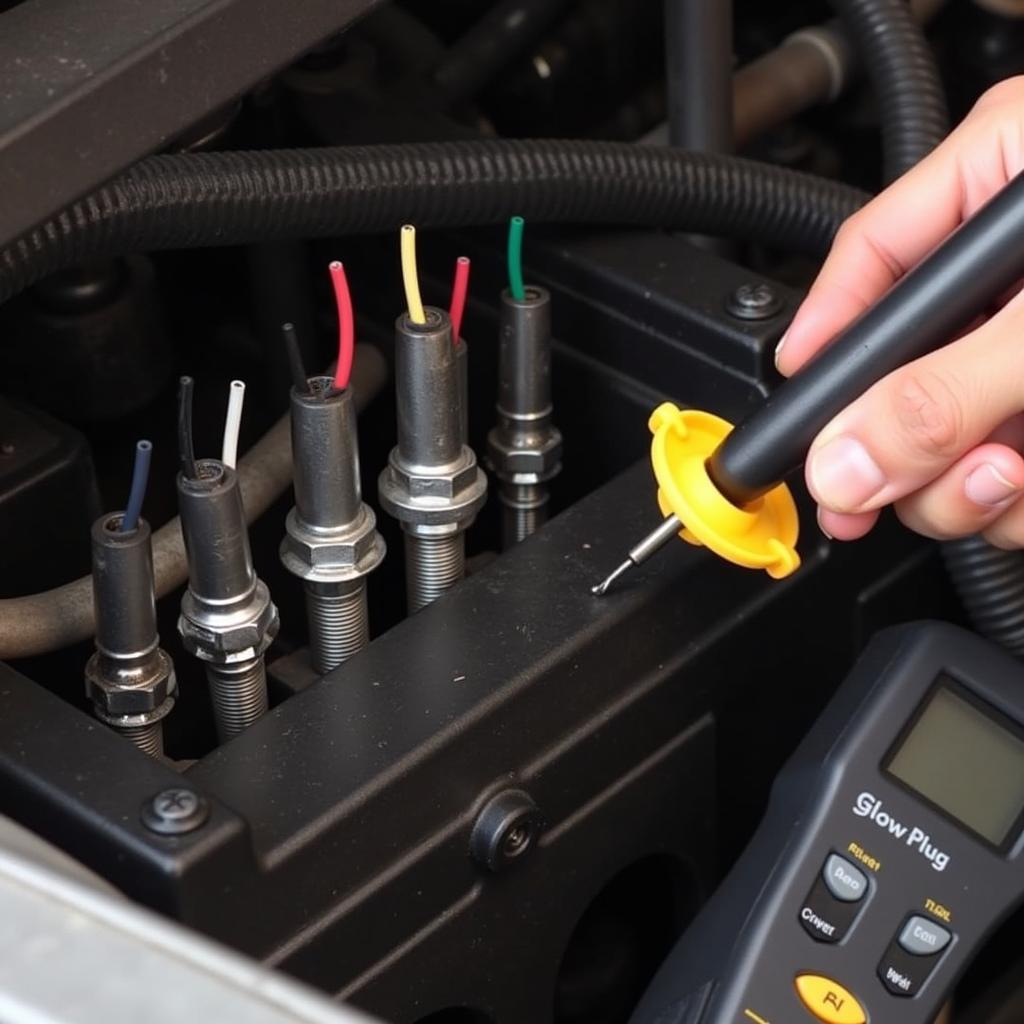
[0,0,381,246]
[0,815,380,1024]
[178,460,279,740]
[85,513,176,754]
[487,287,563,548]
[378,308,487,613]
[281,378,385,675]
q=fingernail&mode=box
[965,463,1021,507]
[816,507,833,540]
[773,331,789,370]
[807,436,887,511]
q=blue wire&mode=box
[121,439,153,532]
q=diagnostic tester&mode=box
[631,622,1024,1024]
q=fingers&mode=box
[776,77,1024,378]
[805,292,1024,516]
[984,497,1024,549]
[894,443,1024,539]
[817,507,879,542]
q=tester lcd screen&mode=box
[887,684,1024,847]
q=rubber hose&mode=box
[432,0,574,104]
[0,345,388,661]
[940,537,1024,658]
[0,141,869,305]
[827,0,949,181]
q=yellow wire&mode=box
[400,224,426,324]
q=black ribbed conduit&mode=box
[941,538,1024,658]
[828,0,949,182]
[0,140,868,306]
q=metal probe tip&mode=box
[590,514,683,597]
[591,559,635,596]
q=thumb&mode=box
[805,297,1024,514]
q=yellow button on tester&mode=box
[794,974,866,1024]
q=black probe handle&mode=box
[707,169,1024,507]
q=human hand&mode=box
[776,77,1024,547]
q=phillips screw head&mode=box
[726,282,783,321]
[141,788,210,836]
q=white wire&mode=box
[221,380,246,470]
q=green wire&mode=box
[507,215,526,301]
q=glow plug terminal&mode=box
[281,376,385,675]
[177,460,279,742]
[85,512,176,758]
[487,285,563,547]
[379,307,487,613]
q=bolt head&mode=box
[178,583,279,661]
[281,506,385,578]
[470,789,541,872]
[385,450,481,501]
[141,788,209,835]
[726,282,783,321]
[487,427,563,482]
[84,651,175,715]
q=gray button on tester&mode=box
[899,916,952,956]
[822,854,869,902]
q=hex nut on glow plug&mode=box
[280,376,385,675]
[378,307,487,614]
[487,286,563,547]
[177,460,279,742]
[85,513,176,758]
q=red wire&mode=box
[449,256,471,345]
[329,260,355,391]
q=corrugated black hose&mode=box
[828,0,949,182]
[0,140,867,306]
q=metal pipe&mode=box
[664,0,734,152]
[85,514,175,756]
[643,0,948,150]
[281,377,385,676]
[379,308,487,614]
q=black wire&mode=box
[282,322,310,394]
[177,375,197,479]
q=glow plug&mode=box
[280,368,385,675]
[176,377,278,742]
[379,304,487,613]
[380,223,486,613]
[487,283,563,547]
[85,442,176,757]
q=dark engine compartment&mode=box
[0,1,1022,1022]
